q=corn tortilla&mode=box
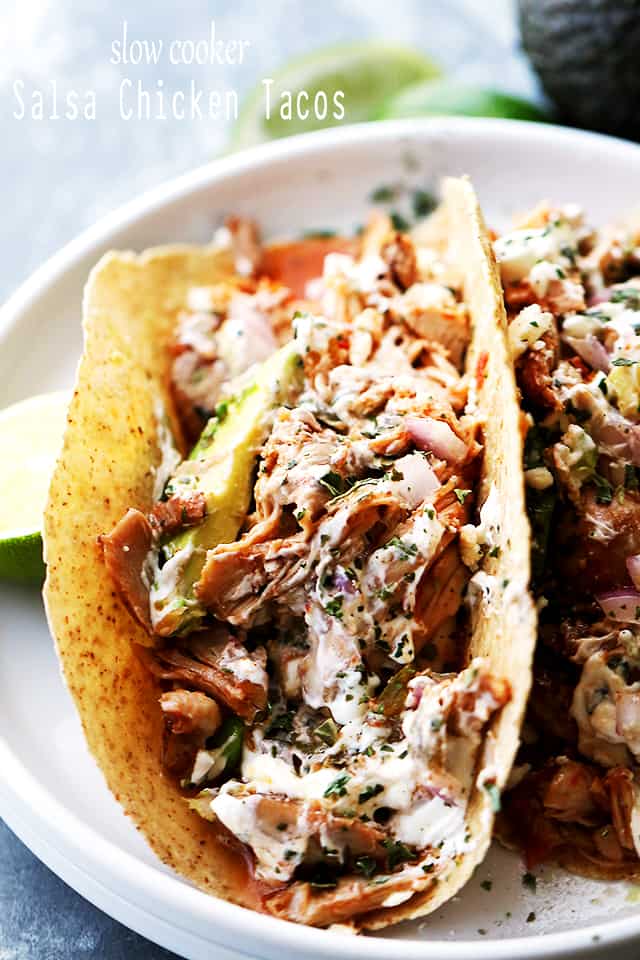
[43,181,537,930]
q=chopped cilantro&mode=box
[387,536,419,560]
[324,596,344,619]
[624,463,638,490]
[354,856,377,878]
[358,783,384,804]
[318,471,344,496]
[314,718,338,746]
[382,839,416,869]
[454,488,472,504]
[309,865,338,889]
[611,287,640,310]
[612,357,637,367]
[370,184,398,203]
[390,210,410,232]
[324,774,350,798]
[412,189,436,218]
[301,228,337,239]
[480,879,493,891]
[522,871,537,892]
[592,472,613,504]
[265,709,295,739]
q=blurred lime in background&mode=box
[230,42,546,149]
[231,42,440,148]
[0,391,69,585]
[378,80,547,122]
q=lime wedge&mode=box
[0,391,70,584]
[230,43,441,149]
[378,80,547,122]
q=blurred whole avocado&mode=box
[518,0,640,139]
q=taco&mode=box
[493,201,640,881]
[43,177,535,930]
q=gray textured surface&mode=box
[0,1,536,957]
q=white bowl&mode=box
[2,118,640,960]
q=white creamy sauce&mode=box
[460,483,501,571]
[242,747,307,799]
[148,541,196,629]
[381,890,414,908]
[190,746,228,785]
[216,293,278,378]
[465,571,498,631]
[211,660,503,885]
[186,285,222,314]
[493,219,575,285]
[391,795,467,854]
[321,252,392,314]
[211,787,307,882]
[152,401,181,500]
[529,259,562,297]
[508,303,553,360]
[218,645,266,687]
[323,252,388,295]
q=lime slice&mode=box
[0,391,70,584]
[378,80,547,122]
[230,43,441,149]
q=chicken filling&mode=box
[495,201,640,875]
[101,211,509,923]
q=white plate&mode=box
[2,118,640,960]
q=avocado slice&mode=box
[150,341,303,636]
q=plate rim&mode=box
[3,116,640,959]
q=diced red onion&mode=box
[405,416,468,464]
[588,288,613,307]
[590,414,640,468]
[393,453,440,507]
[627,555,640,592]
[616,690,640,741]
[333,567,356,594]
[597,589,640,624]
[564,335,611,373]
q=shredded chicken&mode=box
[150,492,207,536]
[143,631,268,721]
[159,689,222,737]
[498,201,640,879]
[99,508,153,631]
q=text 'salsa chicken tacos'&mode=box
[493,201,640,882]
[43,177,535,931]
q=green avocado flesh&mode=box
[152,342,303,636]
